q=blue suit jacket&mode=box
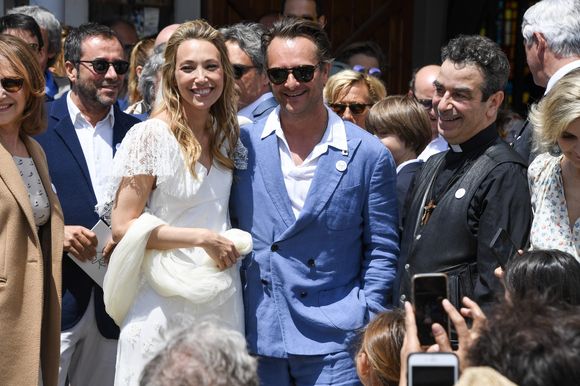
[230,115,400,357]
[249,95,278,122]
[36,93,141,338]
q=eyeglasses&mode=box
[330,102,372,115]
[413,95,433,110]
[77,59,130,75]
[0,78,24,93]
[353,64,382,78]
[267,63,320,85]
[232,64,257,80]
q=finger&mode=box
[494,266,504,279]
[80,228,98,245]
[403,301,421,351]
[426,343,441,352]
[442,299,469,341]
[431,323,452,352]
[517,249,524,256]
[462,297,487,328]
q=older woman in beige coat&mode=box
[0,34,63,386]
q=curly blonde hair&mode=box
[154,20,239,175]
[528,67,580,154]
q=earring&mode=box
[548,142,562,156]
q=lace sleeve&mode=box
[96,119,181,217]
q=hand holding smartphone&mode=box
[412,273,449,346]
[407,352,459,386]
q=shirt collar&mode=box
[238,92,273,119]
[67,92,115,129]
[448,123,498,153]
[261,106,348,152]
[546,60,580,94]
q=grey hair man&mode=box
[220,22,278,122]
[8,5,68,100]
[140,321,259,386]
[513,0,580,161]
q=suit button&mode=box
[300,291,308,298]
[404,264,410,270]
[270,244,279,252]
[307,259,315,267]
[400,294,406,302]
[261,279,268,285]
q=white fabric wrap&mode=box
[104,212,253,326]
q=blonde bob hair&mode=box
[528,67,580,154]
[153,20,239,175]
[324,69,386,104]
[0,34,46,135]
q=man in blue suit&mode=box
[36,23,140,386]
[220,22,278,123]
[230,18,399,386]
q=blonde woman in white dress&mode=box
[102,20,246,385]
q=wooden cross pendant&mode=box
[420,199,437,226]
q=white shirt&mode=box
[261,107,348,219]
[67,93,115,208]
[418,134,448,161]
[545,59,580,94]
[238,92,274,120]
[396,158,422,174]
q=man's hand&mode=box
[64,225,98,261]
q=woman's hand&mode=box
[200,230,240,270]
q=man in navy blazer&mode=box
[230,18,399,386]
[36,23,140,386]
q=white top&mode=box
[238,92,274,120]
[418,134,448,161]
[261,107,348,219]
[67,92,115,208]
[545,59,580,94]
[528,153,580,260]
[13,156,50,227]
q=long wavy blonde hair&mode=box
[154,20,239,175]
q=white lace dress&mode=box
[108,119,244,386]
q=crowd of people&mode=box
[1,0,580,385]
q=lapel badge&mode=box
[336,160,347,172]
[455,188,466,199]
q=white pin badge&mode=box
[455,188,466,199]
[51,183,57,194]
[336,160,347,172]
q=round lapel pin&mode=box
[335,160,347,172]
[455,188,466,199]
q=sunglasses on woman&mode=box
[77,59,130,75]
[0,77,24,93]
[352,64,382,78]
[267,63,320,85]
[330,102,373,115]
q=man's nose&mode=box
[342,107,355,123]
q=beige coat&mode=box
[0,135,63,386]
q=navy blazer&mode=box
[230,111,400,357]
[36,93,141,337]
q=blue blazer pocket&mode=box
[325,184,362,230]
[318,285,367,331]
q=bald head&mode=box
[154,23,180,47]
[410,64,440,136]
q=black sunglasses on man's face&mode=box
[77,59,130,75]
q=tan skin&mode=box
[559,118,580,230]
[111,38,239,270]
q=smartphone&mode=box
[407,352,459,386]
[412,273,449,346]
[489,227,518,269]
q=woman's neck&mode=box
[0,127,26,156]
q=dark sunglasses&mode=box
[232,64,257,80]
[353,64,382,77]
[330,102,372,115]
[414,95,433,110]
[267,63,320,85]
[77,59,130,75]
[0,77,24,93]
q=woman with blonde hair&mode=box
[527,67,580,260]
[0,34,64,386]
[100,20,247,385]
[125,37,154,115]
[324,69,386,130]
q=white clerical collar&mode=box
[449,143,463,153]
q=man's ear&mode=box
[317,15,327,29]
[65,61,77,83]
[486,90,504,119]
[534,32,547,61]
